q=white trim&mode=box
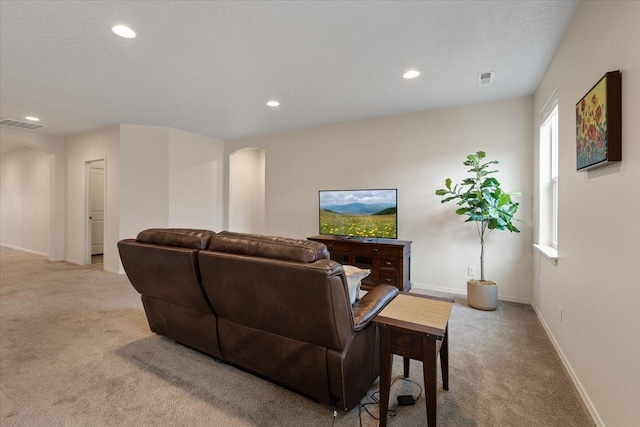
[540,88,559,123]
[411,282,531,305]
[0,244,48,257]
[532,303,603,427]
[85,156,107,265]
[411,282,459,295]
[104,266,122,274]
[534,244,558,265]
[498,294,532,305]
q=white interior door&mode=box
[89,160,105,255]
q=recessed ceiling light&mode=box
[25,116,40,122]
[402,70,420,79]
[267,100,280,107]
[112,25,136,39]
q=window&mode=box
[548,108,558,248]
[537,91,559,263]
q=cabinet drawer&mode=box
[374,246,404,257]
[378,272,398,287]
[324,241,352,252]
[378,256,399,271]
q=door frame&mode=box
[84,156,107,266]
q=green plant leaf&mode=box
[445,178,452,189]
[462,178,476,185]
[481,177,499,188]
[435,189,448,196]
[498,193,511,206]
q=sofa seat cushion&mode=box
[137,228,215,250]
[208,231,329,263]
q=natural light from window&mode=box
[537,92,559,263]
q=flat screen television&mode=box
[319,189,397,239]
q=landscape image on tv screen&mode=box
[319,189,397,239]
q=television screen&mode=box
[319,189,397,239]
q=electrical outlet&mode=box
[558,305,563,323]
[468,266,476,276]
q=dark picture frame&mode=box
[576,70,621,171]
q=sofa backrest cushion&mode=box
[208,231,329,263]
[118,239,214,315]
[137,228,215,250]
[198,251,353,351]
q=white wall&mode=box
[66,126,120,272]
[0,147,50,255]
[226,96,533,302]
[228,148,265,233]
[0,128,65,260]
[168,128,225,231]
[119,125,170,239]
[532,2,640,426]
[119,125,225,241]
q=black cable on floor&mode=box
[356,376,423,426]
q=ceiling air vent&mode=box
[478,72,492,85]
[0,117,47,130]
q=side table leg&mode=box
[379,327,392,427]
[423,337,437,427]
[403,357,410,378]
[441,326,449,390]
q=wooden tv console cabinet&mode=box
[307,235,412,292]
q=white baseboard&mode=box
[411,282,460,295]
[0,243,48,258]
[411,282,531,305]
[104,266,122,274]
[531,303,603,427]
[48,257,64,262]
[65,258,85,266]
[498,295,531,304]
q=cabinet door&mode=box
[323,241,352,264]
[330,250,351,264]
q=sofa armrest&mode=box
[352,285,399,331]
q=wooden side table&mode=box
[373,293,454,427]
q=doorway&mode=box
[86,159,105,267]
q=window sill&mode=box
[534,244,558,265]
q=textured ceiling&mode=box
[0,1,578,141]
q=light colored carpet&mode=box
[0,247,594,426]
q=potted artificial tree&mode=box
[435,151,520,310]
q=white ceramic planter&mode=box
[467,280,498,311]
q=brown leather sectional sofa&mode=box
[118,228,398,410]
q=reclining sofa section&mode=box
[118,228,399,410]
